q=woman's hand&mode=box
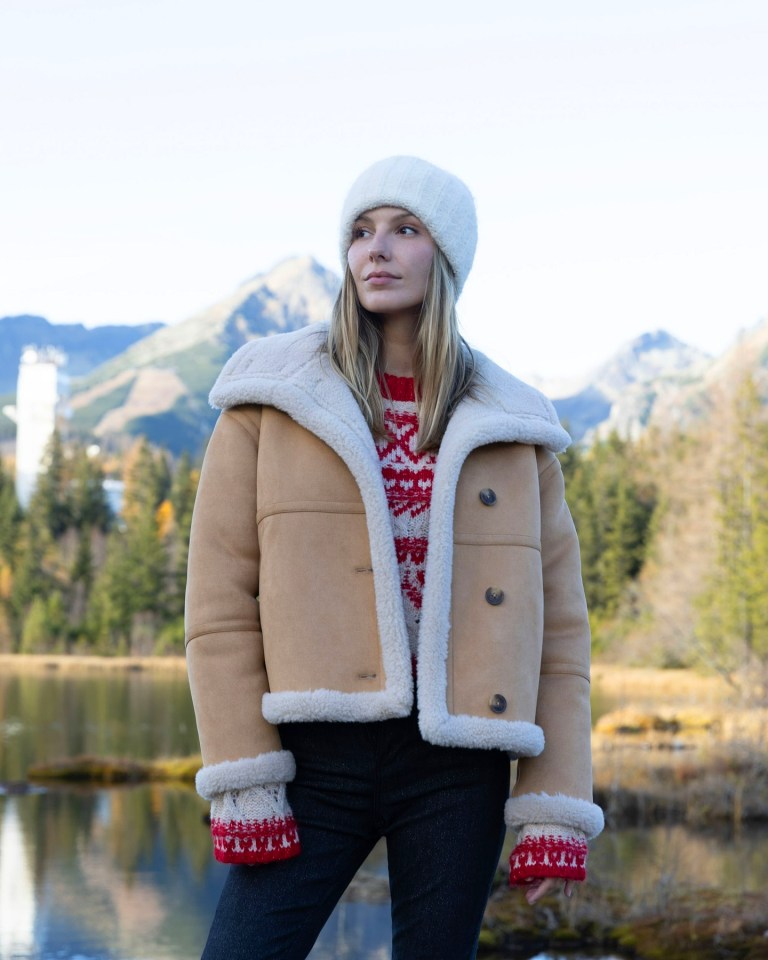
[524,877,577,905]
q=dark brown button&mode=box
[489,693,507,714]
[485,587,504,605]
[479,488,497,506]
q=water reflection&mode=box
[0,782,397,960]
[0,667,198,782]
[590,821,768,897]
[2,666,767,960]
[1,786,215,959]
[1,798,35,958]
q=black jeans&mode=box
[201,709,510,960]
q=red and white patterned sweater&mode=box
[375,374,436,655]
[375,374,587,889]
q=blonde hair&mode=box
[326,248,477,451]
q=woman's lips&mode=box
[365,272,399,285]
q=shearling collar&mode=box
[209,322,570,457]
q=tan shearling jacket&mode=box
[185,324,604,839]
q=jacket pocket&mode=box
[258,510,383,694]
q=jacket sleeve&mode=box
[505,450,603,875]
[185,406,300,863]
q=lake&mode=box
[1,662,766,960]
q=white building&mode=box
[3,346,66,508]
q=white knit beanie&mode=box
[339,156,477,296]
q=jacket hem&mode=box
[505,792,605,839]
[418,713,545,753]
[263,687,413,724]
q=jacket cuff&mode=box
[195,750,296,801]
[210,783,301,864]
[508,824,588,886]
[505,792,604,839]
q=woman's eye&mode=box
[352,226,371,239]
[399,225,418,235]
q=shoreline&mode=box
[0,652,187,672]
[0,655,736,683]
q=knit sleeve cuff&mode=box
[195,750,296,801]
[210,783,301,864]
[508,823,588,887]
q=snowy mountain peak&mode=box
[593,330,711,402]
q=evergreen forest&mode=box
[0,435,196,656]
[1,376,767,703]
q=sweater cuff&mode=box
[508,824,588,887]
[210,783,301,864]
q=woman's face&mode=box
[347,206,436,320]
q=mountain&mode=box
[0,315,165,395]
[645,318,768,433]
[67,257,340,454]
[5,260,763,455]
[547,330,712,441]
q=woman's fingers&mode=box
[524,877,556,904]
[524,877,578,905]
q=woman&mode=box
[185,156,603,960]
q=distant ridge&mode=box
[0,315,165,395]
[548,330,712,442]
[2,264,765,456]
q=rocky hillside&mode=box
[548,330,713,442]
[66,257,340,454]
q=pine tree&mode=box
[0,458,21,563]
[85,440,173,653]
[565,433,656,628]
[69,448,111,532]
[20,596,49,653]
[0,459,22,649]
[28,430,72,538]
[122,439,170,522]
[165,453,198,621]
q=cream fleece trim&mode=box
[505,793,605,840]
[196,750,296,801]
[416,360,568,749]
[263,688,412,724]
[417,714,545,753]
[210,323,571,752]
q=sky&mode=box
[1,0,767,383]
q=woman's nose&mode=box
[368,234,390,260]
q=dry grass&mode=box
[0,653,187,673]
[592,663,732,708]
[594,706,719,737]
